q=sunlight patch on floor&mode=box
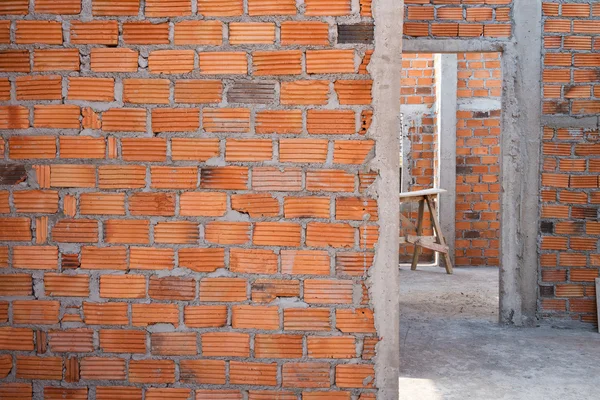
[399,377,442,400]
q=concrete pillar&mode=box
[435,53,458,265]
[370,0,403,397]
[499,0,543,326]
[400,111,411,193]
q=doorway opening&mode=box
[398,51,503,323]
[398,50,505,398]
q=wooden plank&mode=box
[406,235,438,241]
[410,199,425,271]
[399,188,446,199]
[406,235,449,253]
[399,213,416,231]
[426,195,453,275]
[399,195,427,203]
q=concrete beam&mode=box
[541,115,599,129]
[499,0,543,327]
[403,38,507,54]
[369,0,403,397]
[458,98,502,112]
[435,53,458,265]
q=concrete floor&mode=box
[399,266,600,400]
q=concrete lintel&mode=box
[403,38,508,54]
[435,53,458,265]
[541,115,599,129]
[369,0,403,397]
[499,0,542,327]
[457,98,503,112]
[400,103,434,115]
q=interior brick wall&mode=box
[403,0,513,39]
[539,1,599,325]
[542,1,600,116]
[401,53,436,191]
[0,0,381,398]
[539,126,599,324]
[455,53,501,267]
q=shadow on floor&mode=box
[399,266,600,400]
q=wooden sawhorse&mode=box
[399,188,453,274]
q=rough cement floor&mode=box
[399,266,600,400]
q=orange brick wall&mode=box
[0,0,381,398]
[539,126,599,324]
[401,54,437,191]
[404,0,513,39]
[542,1,600,115]
[455,53,501,267]
[539,1,599,325]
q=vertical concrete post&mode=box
[500,0,542,326]
[596,278,600,333]
[400,114,411,193]
[435,53,458,265]
[369,0,403,397]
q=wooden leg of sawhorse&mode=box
[425,195,454,275]
[410,199,425,271]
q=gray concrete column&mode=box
[370,0,403,397]
[499,0,543,326]
[435,53,458,265]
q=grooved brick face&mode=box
[34,0,80,14]
[123,21,170,45]
[255,110,303,134]
[174,20,223,45]
[70,21,118,45]
[539,126,599,323]
[0,0,380,397]
[231,193,279,217]
[0,274,33,296]
[403,1,512,39]
[230,22,276,44]
[281,21,330,45]
[16,21,63,45]
[0,24,9,45]
[542,1,600,116]
[149,50,195,74]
